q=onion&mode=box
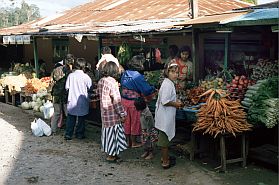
[235,76,240,80]
[244,79,249,84]
[239,80,244,85]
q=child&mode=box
[155,62,183,169]
[97,61,127,163]
[134,97,158,160]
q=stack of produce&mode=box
[193,89,253,138]
[24,78,50,95]
[0,74,27,92]
[183,86,206,106]
[242,77,278,128]
[226,75,254,100]
[144,70,164,88]
[251,59,278,81]
[200,77,225,90]
[117,43,132,66]
[13,63,34,79]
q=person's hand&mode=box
[175,100,184,109]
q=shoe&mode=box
[162,159,176,169]
[76,136,86,139]
[131,143,142,148]
[106,157,123,164]
[64,136,72,140]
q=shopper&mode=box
[96,46,119,70]
[134,97,158,160]
[50,60,67,134]
[64,58,92,140]
[97,61,127,163]
[120,55,156,148]
[155,62,183,169]
[176,45,193,89]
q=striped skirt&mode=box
[101,124,128,156]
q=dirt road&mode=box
[0,103,277,185]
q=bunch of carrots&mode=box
[192,88,253,138]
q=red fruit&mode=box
[238,85,243,91]
[232,84,237,88]
[239,80,244,85]
[235,76,240,81]
[244,79,249,84]
[232,79,238,84]
[240,75,246,80]
[226,84,231,89]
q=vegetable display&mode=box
[117,43,132,66]
[193,89,253,138]
[226,75,254,100]
[242,77,279,128]
[251,59,278,81]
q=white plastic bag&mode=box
[43,101,54,120]
[31,118,52,136]
[31,119,44,137]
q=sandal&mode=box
[162,159,176,169]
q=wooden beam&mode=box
[32,37,39,78]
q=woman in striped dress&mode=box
[97,61,127,162]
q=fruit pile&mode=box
[226,75,254,100]
[200,78,225,90]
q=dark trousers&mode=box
[65,114,86,139]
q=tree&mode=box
[242,0,257,5]
[0,0,40,28]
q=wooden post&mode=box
[224,33,230,70]
[192,28,199,82]
[220,135,226,172]
[241,133,247,167]
[98,36,102,60]
[33,37,39,78]
[191,0,199,19]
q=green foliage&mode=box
[0,0,40,28]
[242,0,257,4]
[117,42,132,66]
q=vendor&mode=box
[175,45,193,89]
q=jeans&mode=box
[65,114,86,139]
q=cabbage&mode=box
[21,102,30,109]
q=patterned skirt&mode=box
[101,124,128,156]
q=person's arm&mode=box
[135,73,155,96]
[164,101,183,109]
[110,81,127,120]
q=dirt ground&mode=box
[0,102,278,185]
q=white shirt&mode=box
[96,54,119,69]
[155,78,177,141]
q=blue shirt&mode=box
[120,70,155,96]
[65,70,92,116]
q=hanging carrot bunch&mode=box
[192,88,253,138]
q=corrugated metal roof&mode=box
[221,8,279,24]
[0,0,253,36]
[175,11,248,26]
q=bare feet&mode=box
[144,153,154,160]
[141,151,149,158]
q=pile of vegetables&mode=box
[24,77,50,95]
[117,42,132,66]
[144,70,164,88]
[183,86,206,106]
[251,59,278,81]
[0,74,27,92]
[200,77,224,90]
[193,88,252,138]
[226,75,254,100]
[242,77,278,128]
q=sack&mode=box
[31,118,52,137]
[43,101,54,119]
[37,118,52,136]
[31,119,44,137]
